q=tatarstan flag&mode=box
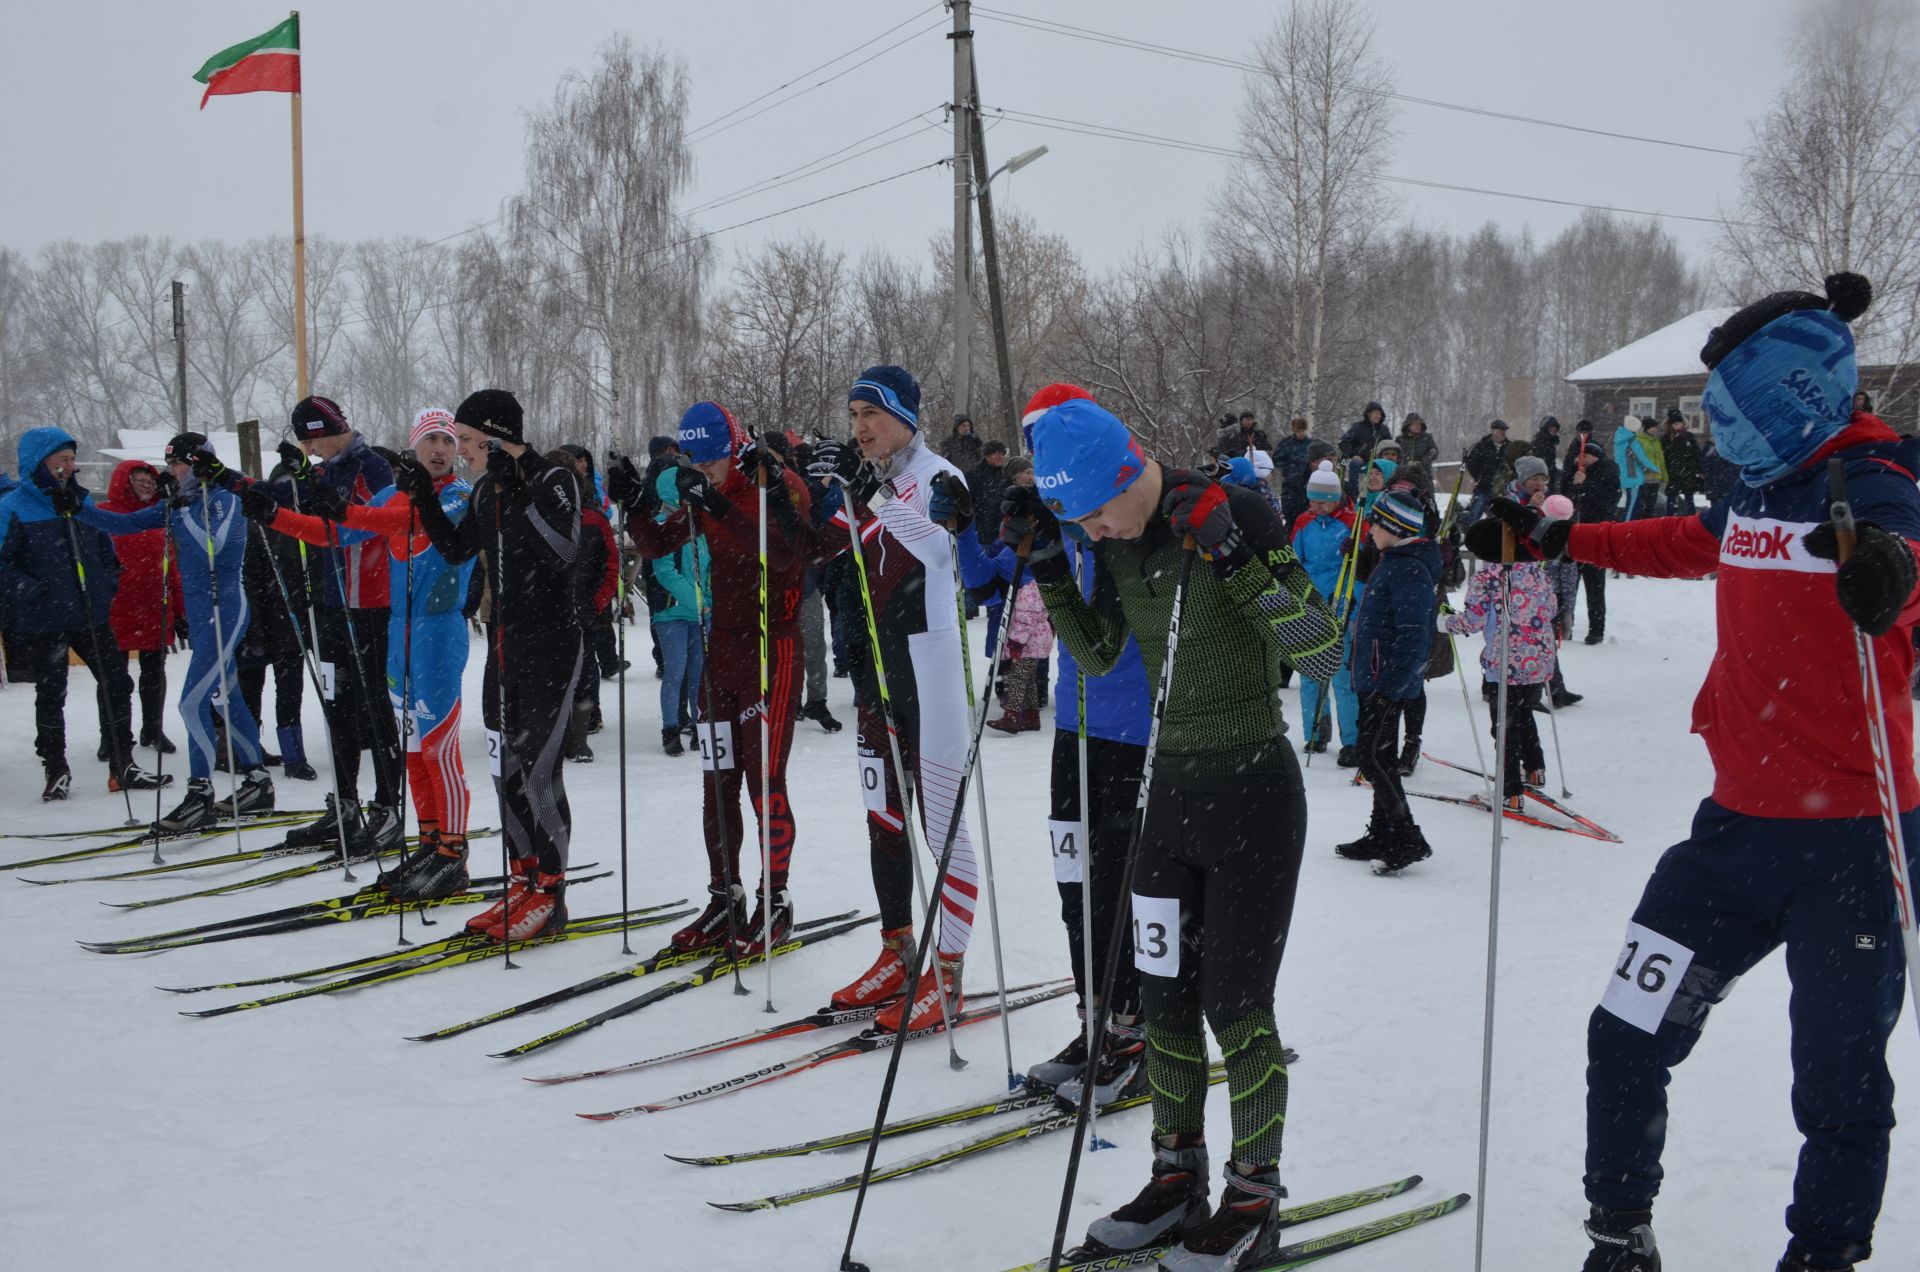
[193,15,301,109]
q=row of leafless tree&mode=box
[0,0,1913,473]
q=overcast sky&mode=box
[2,0,1805,275]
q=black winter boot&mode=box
[661,727,685,757]
[1581,1207,1660,1272]
[1335,816,1387,862]
[1371,817,1433,875]
[1776,1240,1851,1272]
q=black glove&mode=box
[173,615,190,649]
[1467,497,1570,563]
[302,480,349,521]
[398,457,437,508]
[928,471,972,531]
[806,439,861,486]
[276,440,314,482]
[154,471,179,499]
[48,482,83,515]
[1161,467,1250,571]
[606,453,645,511]
[675,465,732,519]
[1805,520,1919,637]
[736,440,785,487]
[236,482,281,524]
[486,443,524,494]
[999,485,1069,579]
[191,448,237,489]
[370,445,403,470]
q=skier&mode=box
[78,434,271,826]
[241,409,477,898]
[1485,273,1919,1272]
[401,389,582,942]
[1439,529,1556,808]
[1021,397,1343,1269]
[1292,462,1359,756]
[797,365,980,1033]
[552,448,619,765]
[100,459,183,755]
[265,396,403,857]
[610,401,811,956]
[0,428,168,800]
[237,471,318,781]
[1335,488,1441,873]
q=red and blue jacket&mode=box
[1568,414,1920,819]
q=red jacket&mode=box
[1568,416,1920,819]
[628,464,811,632]
[103,460,184,653]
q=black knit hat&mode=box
[1700,272,1872,371]
[164,432,209,465]
[454,388,524,444]
[1664,407,1686,425]
[290,395,350,440]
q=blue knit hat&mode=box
[1701,273,1873,488]
[848,365,920,431]
[1030,398,1147,522]
[1372,490,1425,538]
[678,401,747,463]
[1225,456,1260,488]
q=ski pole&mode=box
[684,495,749,994]
[838,517,1036,1272]
[757,467,775,1012]
[1071,543,1106,1152]
[395,499,415,948]
[1826,458,1920,1042]
[321,515,403,853]
[1541,658,1572,798]
[199,481,246,855]
[283,463,358,880]
[611,469,633,956]
[944,511,1016,1091]
[1042,538,1197,1272]
[1472,529,1517,1272]
[60,511,140,827]
[1447,633,1495,802]
[150,499,177,863]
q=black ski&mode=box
[20,826,497,886]
[2,810,320,872]
[408,910,864,1043]
[490,914,880,1059]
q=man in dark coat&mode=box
[1462,419,1510,526]
[1566,441,1620,643]
[1338,402,1392,498]
[1274,417,1317,531]
[1531,416,1564,491]
[1563,420,1596,491]
[1661,407,1705,515]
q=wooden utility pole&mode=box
[289,10,309,399]
[968,58,1018,447]
[171,280,188,431]
[948,0,973,427]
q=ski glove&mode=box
[301,480,349,521]
[605,454,645,512]
[191,448,237,490]
[735,440,785,487]
[236,482,282,524]
[398,458,437,510]
[48,482,83,515]
[1161,467,1250,573]
[370,444,403,471]
[999,486,1067,576]
[1804,519,1920,638]
[928,471,972,531]
[154,471,179,499]
[1467,497,1570,563]
[486,443,523,494]
[675,465,732,519]
[808,440,882,508]
[276,441,315,482]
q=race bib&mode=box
[1130,893,1180,979]
[1048,819,1084,884]
[318,660,337,701]
[857,753,887,814]
[485,729,503,778]
[698,721,735,772]
[1599,921,1695,1034]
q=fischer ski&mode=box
[180,907,694,1018]
[0,809,323,843]
[489,914,880,1060]
[156,899,690,994]
[1254,1192,1470,1270]
[20,826,497,886]
[581,982,1075,1121]
[997,1174,1426,1271]
[1420,752,1621,841]
[713,1069,1230,1212]
[408,910,865,1043]
[2,811,319,872]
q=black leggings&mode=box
[136,648,167,736]
[1400,689,1426,746]
[315,607,399,806]
[240,648,306,732]
[1357,693,1410,823]
[484,624,581,874]
[1048,729,1144,1017]
[1487,682,1545,797]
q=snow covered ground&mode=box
[3,575,1916,1271]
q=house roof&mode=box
[1566,309,1734,384]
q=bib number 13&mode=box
[1130,893,1179,978]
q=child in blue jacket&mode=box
[1290,461,1358,755]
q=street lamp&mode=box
[987,144,1050,186]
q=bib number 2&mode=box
[1599,920,1694,1034]
[1130,893,1180,978]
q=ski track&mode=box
[2,577,1915,1270]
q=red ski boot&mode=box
[467,856,536,940]
[500,871,567,942]
[873,953,963,1032]
[829,925,911,1010]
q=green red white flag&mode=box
[193,16,301,109]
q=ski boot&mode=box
[1335,816,1388,862]
[1026,1009,1090,1089]
[154,779,218,835]
[96,739,112,762]
[213,769,275,820]
[467,856,537,939]
[500,870,566,941]
[394,834,471,902]
[564,705,594,763]
[277,725,317,781]
[42,760,72,803]
[801,700,843,733]
[670,883,749,952]
[1072,1134,1210,1258]
[283,796,349,848]
[874,953,963,1032]
[587,702,603,735]
[1158,1161,1288,1271]
[349,805,403,859]
[110,762,172,793]
[1581,1207,1660,1271]
[1054,1016,1147,1107]
[1334,745,1361,768]
[1372,817,1433,876]
[1776,1242,1847,1272]
[661,727,685,757]
[829,925,912,1010]
[730,886,794,958]
[1398,738,1420,776]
